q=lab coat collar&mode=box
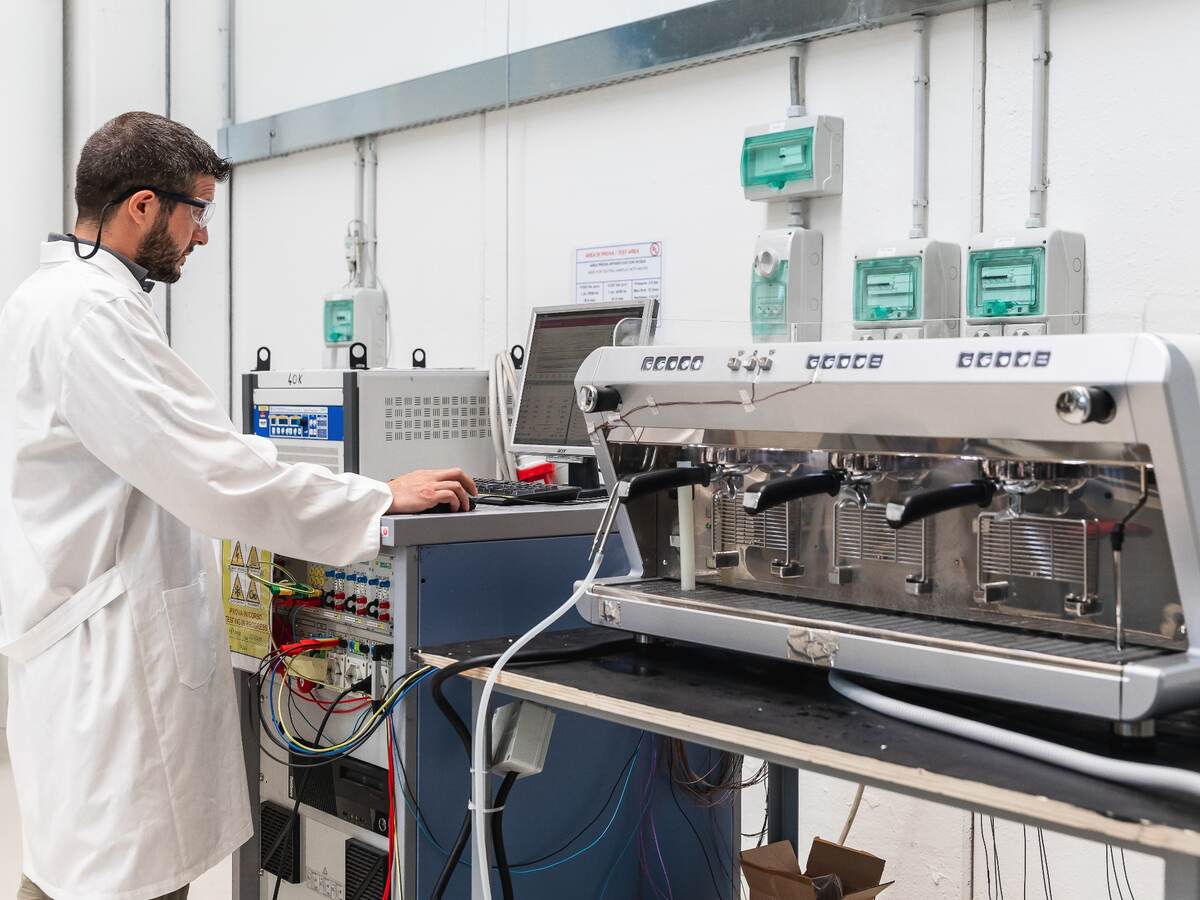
[40,240,154,298]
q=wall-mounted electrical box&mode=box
[323,286,387,368]
[852,239,961,340]
[750,228,823,343]
[964,229,1085,337]
[741,115,844,201]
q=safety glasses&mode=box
[123,185,217,227]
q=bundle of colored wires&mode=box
[254,634,433,900]
[251,633,432,771]
[264,655,433,760]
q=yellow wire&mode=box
[277,664,432,753]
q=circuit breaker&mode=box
[741,115,844,201]
[852,239,961,340]
[964,229,1085,337]
[323,286,387,368]
[750,228,823,343]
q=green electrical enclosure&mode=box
[966,246,1046,319]
[750,259,790,341]
[740,128,814,193]
[324,298,355,343]
[854,255,923,323]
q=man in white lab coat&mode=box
[0,112,476,900]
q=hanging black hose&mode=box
[266,682,357,900]
[492,772,520,900]
[427,638,634,899]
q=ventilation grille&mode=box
[383,393,492,443]
[345,839,387,900]
[978,513,1096,591]
[713,495,791,554]
[260,801,302,883]
[289,753,337,815]
[835,500,925,567]
[275,443,344,474]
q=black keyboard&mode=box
[473,478,582,505]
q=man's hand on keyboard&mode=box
[386,468,478,514]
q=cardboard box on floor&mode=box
[741,838,894,900]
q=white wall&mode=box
[233,0,702,123]
[168,0,233,406]
[0,1,64,733]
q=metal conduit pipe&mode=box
[1027,0,1050,228]
[909,15,930,240]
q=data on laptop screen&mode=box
[512,302,652,455]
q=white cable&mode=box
[470,552,606,899]
[487,352,518,479]
[838,783,865,846]
[828,671,1200,800]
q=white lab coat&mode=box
[0,242,392,900]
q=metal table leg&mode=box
[1163,851,1200,899]
[766,764,799,847]
[232,669,261,900]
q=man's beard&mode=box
[134,209,187,283]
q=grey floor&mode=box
[0,732,231,900]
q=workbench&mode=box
[418,628,1200,898]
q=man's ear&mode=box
[124,189,157,228]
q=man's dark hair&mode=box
[74,111,231,223]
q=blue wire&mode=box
[510,740,642,876]
[387,713,645,879]
[270,664,433,757]
[388,713,456,856]
[596,768,658,899]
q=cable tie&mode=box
[467,799,507,814]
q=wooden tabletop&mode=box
[416,627,1200,857]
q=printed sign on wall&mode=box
[575,241,662,309]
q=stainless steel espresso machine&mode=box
[573,335,1200,724]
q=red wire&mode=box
[383,728,395,900]
[285,679,372,714]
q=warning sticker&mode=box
[221,538,272,657]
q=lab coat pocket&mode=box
[162,574,216,689]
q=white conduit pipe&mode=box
[787,43,808,230]
[910,15,930,240]
[828,671,1200,800]
[364,137,379,290]
[1027,0,1050,228]
[352,138,365,287]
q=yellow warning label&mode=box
[307,564,327,591]
[221,538,272,657]
[247,545,260,572]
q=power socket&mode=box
[305,868,344,900]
